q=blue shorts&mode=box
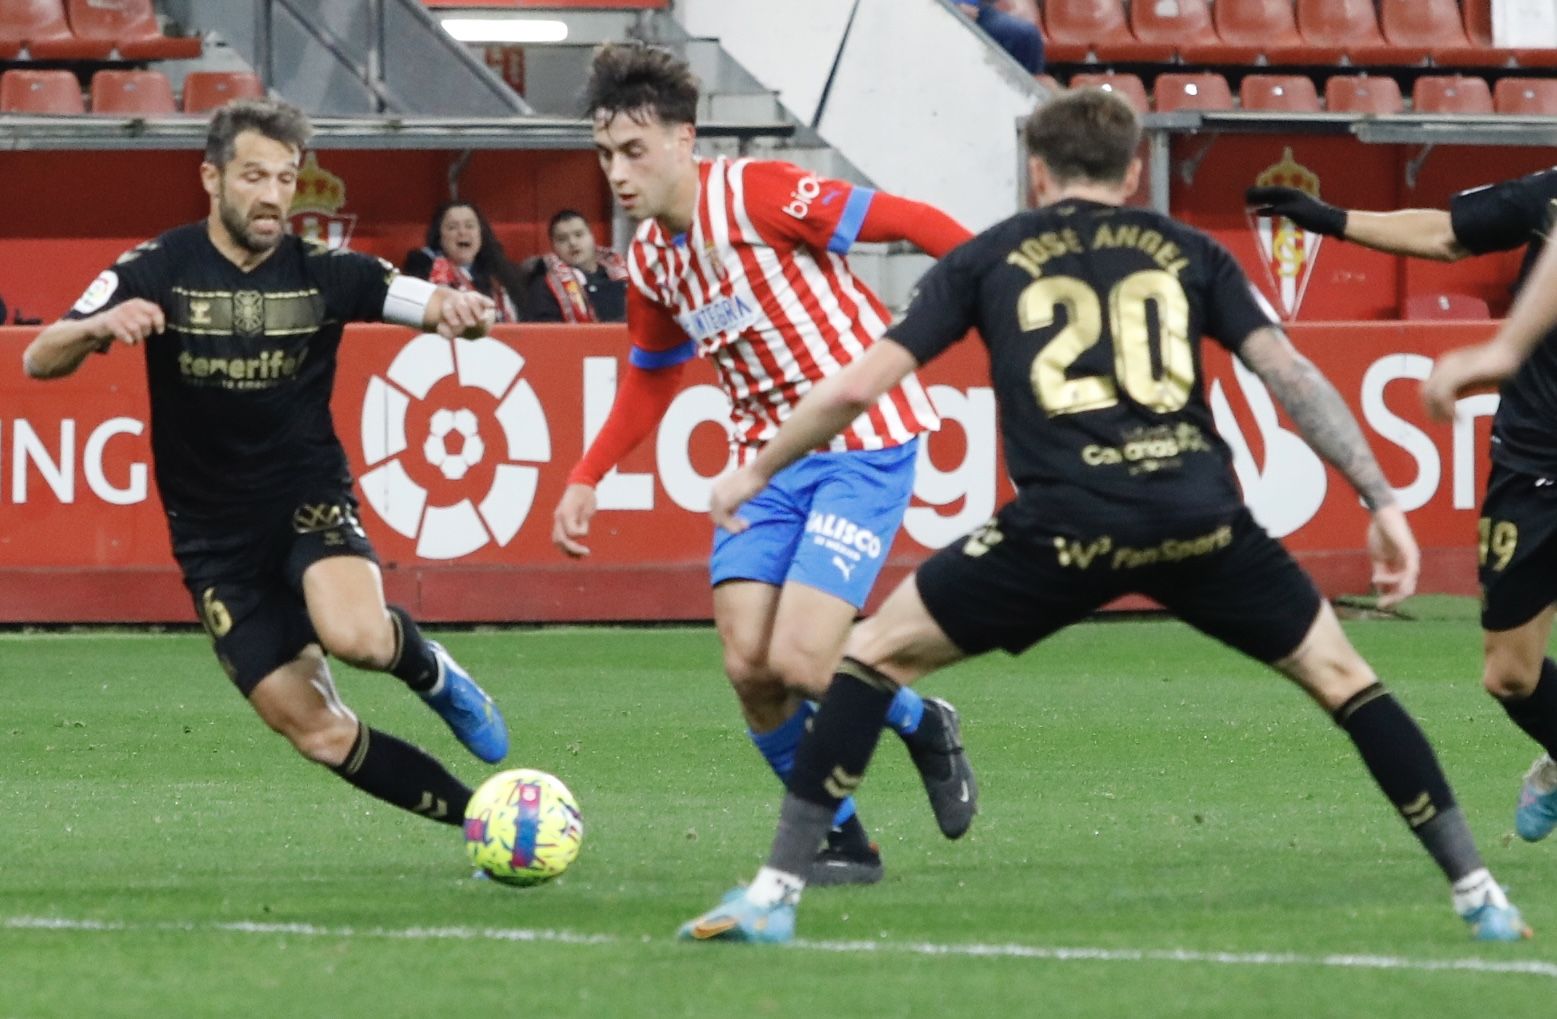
[711,440,918,608]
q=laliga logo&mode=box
[358,334,551,560]
[1209,358,1327,537]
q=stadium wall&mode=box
[0,322,1494,624]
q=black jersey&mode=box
[889,199,1274,532]
[66,222,395,519]
[1450,168,1557,478]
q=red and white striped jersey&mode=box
[626,156,940,464]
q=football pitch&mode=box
[4,597,1555,1017]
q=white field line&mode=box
[5,915,1555,979]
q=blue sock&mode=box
[885,685,925,736]
[749,702,856,826]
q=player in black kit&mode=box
[1252,163,1557,847]
[678,88,1528,944]
[23,98,508,833]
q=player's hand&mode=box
[1367,503,1419,609]
[91,299,165,347]
[1244,186,1348,238]
[436,290,497,340]
[708,466,767,534]
[1421,342,1521,422]
[552,483,598,558]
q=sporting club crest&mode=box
[1247,147,1324,320]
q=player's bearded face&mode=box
[210,132,300,255]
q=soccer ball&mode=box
[463,769,583,886]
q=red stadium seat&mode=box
[1153,72,1234,113]
[1133,0,1247,64]
[1297,0,1416,65]
[1413,75,1495,114]
[1069,72,1150,113]
[181,71,265,114]
[1324,74,1404,114]
[1044,0,1172,63]
[1215,0,1336,63]
[1240,74,1321,112]
[1380,0,1507,68]
[2,0,112,59]
[1494,78,1557,115]
[90,70,176,115]
[0,69,86,114]
[65,0,202,60]
[1404,293,1492,320]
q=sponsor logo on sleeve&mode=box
[782,175,823,220]
[72,271,119,315]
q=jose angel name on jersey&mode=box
[888,199,1275,525]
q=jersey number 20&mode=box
[1018,269,1192,416]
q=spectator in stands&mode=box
[403,201,522,322]
[523,210,628,323]
[957,0,1044,74]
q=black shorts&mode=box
[1478,463,1557,632]
[917,505,1322,665]
[173,490,377,695]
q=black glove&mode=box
[1244,185,1347,237]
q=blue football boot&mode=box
[677,887,796,944]
[420,641,508,763]
[1515,754,1557,842]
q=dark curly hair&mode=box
[205,97,312,167]
[583,40,700,126]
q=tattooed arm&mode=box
[1238,326,1393,509]
[1237,326,1418,606]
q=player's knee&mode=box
[766,644,832,698]
[724,651,784,704]
[318,619,394,669]
[1483,656,1539,699]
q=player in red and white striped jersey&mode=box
[551,42,979,883]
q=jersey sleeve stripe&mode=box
[629,339,697,369]
[827,187,876,254]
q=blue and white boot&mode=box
[1515,754,1557,842]
[678,885,797,944]
[1453,870,1532,942]
[420,641,508,764]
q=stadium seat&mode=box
[181,71,264,113]
[1240,74,1321,112]
[65,0,201,60]
[1069,72,1150,113]
[1380,0,1507,68]
[1044,0,1172,63]
[1153,72,1234,113]
[1214,0,1336,64]
[90,70,176,115]
[1132,0,1246,64]
[1,0,113,59]
[1404,293,1492,320]
[0,69,86,114]
[1324,74,1404,114]
[1413,75,1495,114]
[1297,0,1416,65]
[1494,78,1557,115]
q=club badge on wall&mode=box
[1248,147,1323,321]
[287,152,357,251]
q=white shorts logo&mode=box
[72,271,119,315]
[358,334,551,559]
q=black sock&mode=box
[770,658,898,877]
[1496,657,1557,757]
[387,605,439,692]
[1334,683,1483,881]
[330,723,471,826]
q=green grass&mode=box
[4,596,1555,1016]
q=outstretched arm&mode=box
[1237,325,1418,607]
[23,299,165,379]
[852,191,972,259]
[1422,235,1557,420]
[1245,186,1468,262]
